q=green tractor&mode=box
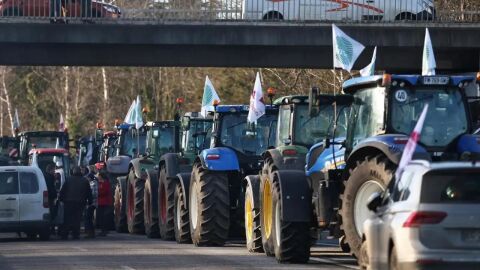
[145,112,212,241]
[115,121,179,235]
[247,93,350,261]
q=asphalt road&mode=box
[0,232,358,270]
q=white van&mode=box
[242,0,435,21]
[0,166,50,240]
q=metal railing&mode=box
[0,0,478,23]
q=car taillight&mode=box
[403,211,447,227]
[43,191,49,208]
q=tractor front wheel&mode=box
[260,159,275,256]
[144,171,160,238]
[339,155,392,258]
[126,170,145,234]
[245,184,262,253]
[159,166,175,240]
[114,177,128,233]
[173,182,191,243]
[189,163,229,246]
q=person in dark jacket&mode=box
[84,165,98,238]
[44,164,58,233]
[96,162,112,236]
[59,166,92,240]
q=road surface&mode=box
[0,232,358,270]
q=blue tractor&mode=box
[186,105,278,246]
[308,74,480,259]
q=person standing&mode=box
[44,164,58,234]
[96,163,112,236]
[58,166,92,240]
[84,166,98,238]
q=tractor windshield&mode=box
[184,120,212,154]
[294,104,349,147]
[119,128,146,157]
[26,135,67,153]
[220,113,277,156]
[152,126,176,156]
[391,87,468,147]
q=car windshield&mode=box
[120,129,146,157]
[185,120,212,153]
[294,104,349,147]
[220,113,276,156]
[391,87,468,147]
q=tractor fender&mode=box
[263,148,305,171]
[130,157,155,179]
[176,172,191,210]
[106,155,131,175]
[273,170,312,222]
[198,147,240,171]
[243,175,261,210]
[159,153,180,178]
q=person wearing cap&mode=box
[58,166,92,240]
[95,162,112,236]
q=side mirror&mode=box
[308,87,320,117]
[95,129,103,143]
[367,192,383,213]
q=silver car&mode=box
[360,160,480,270]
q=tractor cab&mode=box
[0,136,19,165]
[18,131,69,165]
[208,105,278,174]
[97,131,118,163]
[180,112,213,161]
[145,120,180,162]
[344,74,480,161]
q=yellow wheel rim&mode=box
[245,195,253,243]
[263,179,273,239]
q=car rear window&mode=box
[0,172,18,195]
[19,172,38,194]
[421,169,480,204]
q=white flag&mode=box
[332,24,365,72]
[201,76,221,117]
[124,100,136,124]
[12,109,20,132]
[59,114,65,132]
[134,95,144,129]
[422,28,436,76]
[247,72,266,123]
[395,104,429,181]
[360,47,377,77]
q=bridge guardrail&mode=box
[0,0,478,23]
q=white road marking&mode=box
[72,247,88,252]
[310,257,359,270]
[121,266,136,270]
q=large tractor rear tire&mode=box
[126,170,145,234]
[159,166,176,240]
[114,177,128,233]
[271,174,310,263]
[245,183,263,253]
[189,163,230,246]
[260,159,276,256]
[339,155,392,258]
[174,182,191,243]
[144,171,160,238]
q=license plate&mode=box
[462,230,480,242]
[423,76,449,85]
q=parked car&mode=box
[360,160,480,270]
[0,166,50,240]
[0,0,121,18]
[28,148,70,191]
[242,0,434,21]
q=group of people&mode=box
[44,162,113,240]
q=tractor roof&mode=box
[19,131,67,137]
[29,148,68,155]
[215,105,277,114]
[343,74,477,94]
[184,112,212,120]
[274,95,308,105]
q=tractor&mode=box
[0,136,19,165]
[276,74,480,262]
[188,104,278,246]
[250,93,351,261]
[18,131,69,165]
[144,112,212,241]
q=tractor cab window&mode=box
[220,113,277,156]
[184,120,212,154]
[119,128,147,157]
[276,106,291,146]
[347,87,386,149]
[294,104,349,147]
[27,136,66,153]
[390,87,468,147]
[151,126,175,156]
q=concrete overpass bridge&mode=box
[0,0,477,72]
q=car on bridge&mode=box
[0,0,121,19]
[242,0,434,21]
